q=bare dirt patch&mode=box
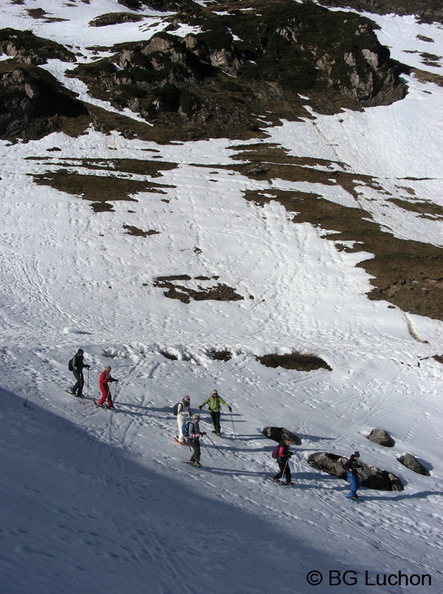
[257,352,332,371]
[208,349,233,361]
[123,224,159,237]
[238,143,443,321]
[33,171,167,209]
[31,160,175,211]
[153,275,245,304]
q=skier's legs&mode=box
[98,385,109,405]
[72,370,83,395]
[348,472,359,497]
[177,414,188,443]
[177,418,184,441]
[284,461,291,483]
[106,390,113,408]
[189,440,201,463]
[211,411,221,433]
[273,458,286,480]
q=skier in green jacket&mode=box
[199,389,232,436]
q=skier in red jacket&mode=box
[97,366,118,409]
[272,440,293,485]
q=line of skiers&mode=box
[173,390,232,468]
[66,349,118,410]
[174,393,361,496]
[67,350,362,496]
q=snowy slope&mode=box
[0,2,442,593]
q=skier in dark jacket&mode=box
[344,451,361,500]
[67,349,90,398]
[272,440,293,485]
[199,389,232,436]
[186,414,206,467]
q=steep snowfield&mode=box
[0,2,442,593]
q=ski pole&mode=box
[281,457,291,481]
[201,438,215,460]
[205,433,226,456]
[87,368,90,398]
[230,412,236,439]
[113,380,119,402]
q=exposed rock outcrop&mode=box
[316,0,443,24]
[117,0,193,11]
[0,28,76,65]
[68,1,407,140]
[0,1,408,142]
[0,63,89,141]
[308,451,404,491]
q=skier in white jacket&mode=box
[176,395,192,444]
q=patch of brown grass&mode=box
[32,169,172,210]
[238,143,443,321]
[153,275,244,304]
[258,352,332,371]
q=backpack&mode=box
[172,402,181,416]
[182,420,193,438]
[272,445,280,459]
[68,357,75,371]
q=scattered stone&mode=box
[308,451,404,491]
[262,426,302,445]
[367,428,395,447]
[397,454,430,476]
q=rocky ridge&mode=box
[0,1,407,142]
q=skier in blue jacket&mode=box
[344,451,361,500]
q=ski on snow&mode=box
[271,479,294,487]
[95,402,116,411]
[183,461,204,469]
[173,438,187,446]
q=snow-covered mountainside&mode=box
[0,1,442,593]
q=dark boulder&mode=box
[308,451,404,491]
[367,428,395,447]
[262,426,302,445]
[397,454,430,476]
